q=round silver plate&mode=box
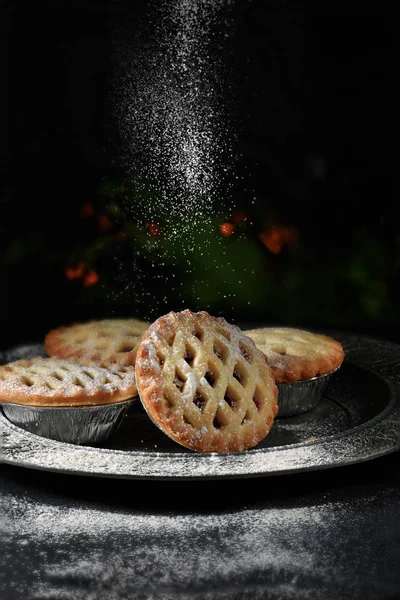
[1,333,400,479]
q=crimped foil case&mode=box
[277,368,339,417]
[1,399,134,445]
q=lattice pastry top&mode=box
[44,318,149,368]
[0,357,137,407]
[135,310,278,453]
[244,327,344,384]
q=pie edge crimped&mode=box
[244,326,345,384]
[135,309,279,453]
[0,356,138,407]
[44,318,150,368]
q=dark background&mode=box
[0,0,398,351]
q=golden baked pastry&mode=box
[44,318,149,368]
[243,326,344,384]
[135,309,278,453]
[0,357,138,407]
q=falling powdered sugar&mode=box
[112,0,236,219]
[106,0,242,316]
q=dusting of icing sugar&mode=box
[136,341,163,390]
[1,411,336,477]
[257,350,294,374]
[0,358,137,404]
[181,372,197,402]
[1,486,392,600]
[144,341,160,371]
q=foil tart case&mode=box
[277,367,340,417]
[1,399,134,445]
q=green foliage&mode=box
[4,174,399,332]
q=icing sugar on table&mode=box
[2,477,397,600]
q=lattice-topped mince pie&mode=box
[44,318,149,368]
[0,356,138,407]
[0,356,137,444]
[135,310,279,453]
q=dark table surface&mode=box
[1,451,400,600]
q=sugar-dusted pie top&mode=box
[44,318,149,368]
[0,356,138,407]
[243,327,344,384]
[135,309,278,453]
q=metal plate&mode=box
[1,333,400,479]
